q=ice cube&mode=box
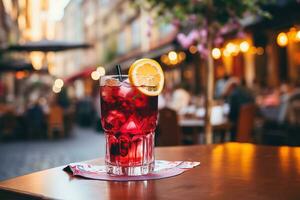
[118,82,133,98]
[119,136,130,157]
[105,110,126,130]
[123,78,130,84]
[140,115,157,130]
[105,78,120,86]
[134,93,147,108]
[121,116,140,132]
[101,85,117,103]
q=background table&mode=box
[1,143,300,200]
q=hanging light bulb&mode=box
[212,48,221,59]
[54,78,64,88]
[239,41,250,52]
[296,30,300,42]
[91,71,101,80]
[189,45,197,54]
[52,85,61,93]
[277,32,288,47]
[96,66,106,76]
[168,51,178,61]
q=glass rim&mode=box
[100,75,129,78]
[99,75,158,87]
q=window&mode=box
[117,32,126,54]
[99,0,110,6]
[159,24,174,37]
[131,20,141,48]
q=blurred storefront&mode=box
[54,0,300,97]
[2,0,300,102]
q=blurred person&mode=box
[223,77,254,140]
[76,96,95,127]
[215,73,229,99]
[158,94,166,110]
[25,99,46,139]
[0,81,6,103]
[39,97,50,114]
[91,85,103,132]
[268,89,280,107]
[169,83,191,112]
[278,83,300,123]
[158,85,173,109]
[48,97,64,139]
[57,88,70,109]
[251,78,262,96]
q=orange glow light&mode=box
[277,32,288,47]
[212,48,221,59]
[189,45,197,54]
[296,31,300,42]
[16,71,26,79]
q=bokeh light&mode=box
[256,47,264,55]
[212,48,221,59]
[54,78,64,88]
[296,30,300,42]
[91,71,101,80]
[277,32,288,47]
[168,51,177,61]
[240,41,250,52]
[52,85,61,93]
[96,66,106,76]
[189,45,197,54]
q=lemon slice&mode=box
[129,58,164,96]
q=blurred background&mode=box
[0,0,300,181]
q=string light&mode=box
[189,45,197,54]
[161,51,185,66]
[225,43,236,54]
[240,41,250,52]
[54,78,64,88]
[96,66,106,76]
[30,52,44,70]
[91,71,101,80]
[256,47,264,55]
[160,55,169,64]
[52,85,61,93]
[296,30,300,42]
[178,52,186,60]
[212,48,221,59]
[168,51,177,61]
[223,49,230,57]
[277,32,288,47]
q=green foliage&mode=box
[135,0,273,27]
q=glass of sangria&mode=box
[100,75,158,175]
[100,59,164,176]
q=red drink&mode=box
[100,75,158,175]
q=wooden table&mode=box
[1,143,300,200]
[179,118,229,127]
[179,118,231,143]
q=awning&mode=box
[0,59,34,72]
[64,67,95,84]
[106,31,178,72]
[6,40,92,52]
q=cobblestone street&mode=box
[0,127,105,181]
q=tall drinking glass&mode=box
[100,75,158,176]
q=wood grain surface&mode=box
[1,142,300,200]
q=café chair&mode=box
[0,112,17,140]
[48,105,64,139]
[286,100,300,146]
[261,93,300,146]
[236,103,256,143]
[157,107,182,146]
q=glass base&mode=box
[106,162,154,176]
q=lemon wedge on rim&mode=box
[128,58,164,96]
